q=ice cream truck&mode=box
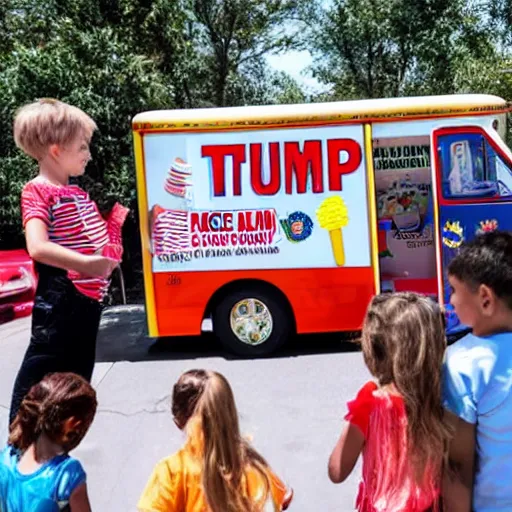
[132,94,512,356]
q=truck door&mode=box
[431,125,512,333]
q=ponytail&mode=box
[197,373,272,512]
[8,373,97,453]
[9,397,44,452]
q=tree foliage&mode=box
[310,0,497,99]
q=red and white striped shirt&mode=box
[21,178,127,301]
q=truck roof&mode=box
[132,94,509,132]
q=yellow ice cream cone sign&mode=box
[316,196,349,266]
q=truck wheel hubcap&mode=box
[230,298,273,346]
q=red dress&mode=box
[345,382,441,512]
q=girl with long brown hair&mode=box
[328,292,453,511]
[0,372,97,512]
[138,369,293,512]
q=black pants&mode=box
[8,264,102,426]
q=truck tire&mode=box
[213,286,292,357]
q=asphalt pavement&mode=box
[0,305,370,511]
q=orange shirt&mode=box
[138,442,289,512]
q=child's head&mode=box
[171,369,210,430]
[172,370,270,512]
[448,231,512,336]
[362,292,446,387]
[172,369,241,442]
[361,292,451,477]
[8,372,97,453]
[13,98,96,177]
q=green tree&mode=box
[310,0,496,99]
[191,0,308,106]
[222,58,307,106]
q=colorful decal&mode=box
[151,206,280,261]
[476,219,498,235]
[165,158,193,199]
[150,206,189,254]
[442,220,464,249]
[374,136,436,280]
[373,144,430,171]
[377,219,393,259]
[280,211,313,243]
[316,196,349,267]
[377,175,430,231]
[438,202,512,325]
[143,125,371,272]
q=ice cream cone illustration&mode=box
[165,158,192,198]
[316,196,349,266]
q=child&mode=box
[138,369,293,512]
[0,372,97,511]
[8,98,128,425]
[443,231,512,511]
[328,292,453,511]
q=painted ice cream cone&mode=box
[316,196,349,267]
[329,229,345,266]
[165,158,192,198]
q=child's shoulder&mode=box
[54,454,85,473]
[0,445,18,469]
[51,455,86,500]
[446,332,512,371]
[23,177,87,200]
[444,332,512,409]
[153,448,190,476]
[345,382,381,437]
[352,381,379,404]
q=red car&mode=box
[0,249,37,324]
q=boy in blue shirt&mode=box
[443,231,512,511]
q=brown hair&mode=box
[448,231,512,309]
[13,98,97,160]
[361,292,452,481]
[9,372,97,453]
[172,370,272,512]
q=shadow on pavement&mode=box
[96,305,361,364]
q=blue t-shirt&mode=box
[443,332,512,511]
[0,446,86,512]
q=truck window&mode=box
[485,140,512,196]
[437,131,512,200]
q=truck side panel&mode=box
[152,267,375,336]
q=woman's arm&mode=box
[69,482,92,512]
[328,423,364,483]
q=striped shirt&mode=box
[21,178,126,301]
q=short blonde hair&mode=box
[13,98,97,160]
